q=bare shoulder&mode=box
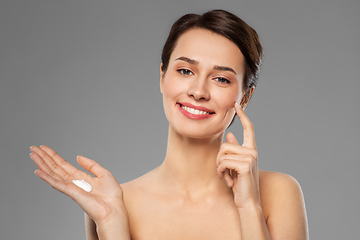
[259,170,304,211]
[120,167,160,206]
[121,167,159,190]
[259,170,303,196]
[259,170,308,239]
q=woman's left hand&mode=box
[216,102,260,209]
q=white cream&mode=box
[72,179,92,192]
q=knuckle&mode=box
[245,163,252,172]
[250,159,256,167]
[48,170,57,178]
[219,154,226,162]
[238,161,252,173]
[50,162,59,170]
[218,160,228,171]
[49,150,58,158]
[247,156,255,165]
[219,143,229,153]
[63,172,70,180]
[88,162,97,173]
[221,159,229,165]
[217,154,229,166]
[252,150,258,159]
[58,158,67,167]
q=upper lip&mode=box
[178,102,215,113]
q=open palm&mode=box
[30,145,127,225]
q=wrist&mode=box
[96,208,129,227]
[237,201,263,215]
[96,216,130,240]
[95,209,130,240]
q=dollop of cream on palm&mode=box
[72,179,92,192]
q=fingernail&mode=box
[30,146,34,150]
[226,181,231,188]
[235,102,242,109]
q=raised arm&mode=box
[216,103,308,239]
[30,145,131,240]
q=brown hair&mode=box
[161,9,263,95]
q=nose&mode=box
[187,76,210,101]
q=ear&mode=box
[160,63,164,94]
[239,86,255,109]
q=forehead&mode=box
[170,28,245,74]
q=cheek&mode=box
[162,73,189,100]
[161,77,187,113]
[215,88,242,111]
[162,80,178,102]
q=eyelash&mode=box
[177,69,193,76]
[214,77,231,84]
[177,69,231,84]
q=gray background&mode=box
[1,0,359,239]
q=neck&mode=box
[158,125,227,194]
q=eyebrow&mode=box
[175,56,199,65]
[214,65,237,75]
[175,56,237,75]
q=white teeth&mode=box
[181,105,210,115]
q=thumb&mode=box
[226,132,239,145]
[77,155,107,178]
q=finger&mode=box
[217,164,234,187]
[34,169,94,204]
[31,146,69,179]
[77,155,108,178]
[217,159,253,177]
[218,154,257,171]
[30,152,64,181]
[38,145,81,177]
[35,169,76,196]
[234,103,256,150]
[223,169,233,187]
[226,132,239,145]
[216,143,258,166]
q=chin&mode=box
[171,123,227,140]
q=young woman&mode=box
[30,10,308,240]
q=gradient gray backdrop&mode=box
[1,0,359,239]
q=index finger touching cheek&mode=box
[234,102,256,150]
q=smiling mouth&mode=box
[179,104,215,115]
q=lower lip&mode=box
[177,104,214,120]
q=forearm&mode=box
[96,216,131,240]
[85,213,99,240]
[238,203,271,240]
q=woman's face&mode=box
[160,28,245,139]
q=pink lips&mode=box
[177,102,215,120]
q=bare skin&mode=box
[118,169,307,240]
[85,103,307,240]
[32,28,308,240]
